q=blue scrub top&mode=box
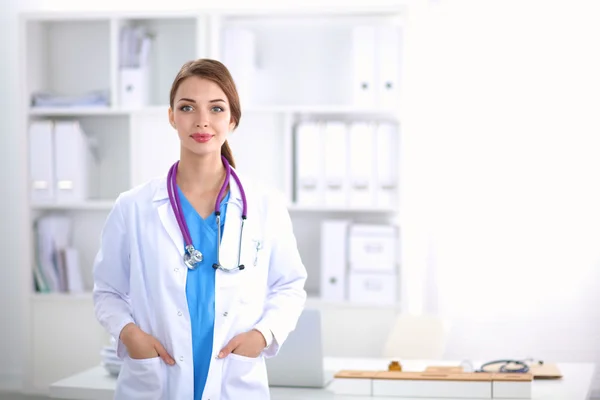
[178,186,229,399]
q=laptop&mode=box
[266,308,334,388]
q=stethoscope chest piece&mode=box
[184,245,203,270]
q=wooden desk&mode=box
[50,357,596,400]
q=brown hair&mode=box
[169,59,241,168]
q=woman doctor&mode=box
[93,59,308,399]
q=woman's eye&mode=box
[180,105,193,112]
[212,106,224,112]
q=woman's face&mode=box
[169,76,235,158]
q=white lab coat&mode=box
[92,168,308,400]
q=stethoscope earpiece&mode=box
[212,263,219,270]
[239,265,245,271]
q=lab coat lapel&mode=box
[154,178,185,256]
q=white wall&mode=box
[3,0,600,396]
[0,0,27,391]
[400,0,600,396]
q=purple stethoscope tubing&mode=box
[167,155,247,272]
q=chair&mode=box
[381,314,449,359]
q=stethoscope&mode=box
[167,155,248,272]
[477,359,537,374]
[461,358,542,374]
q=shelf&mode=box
[31,292,93,302]
[29,107,128,116]
[31,201,115,211]
[288,204,397,213]
[306,295,402,309]
[244,105,399,116]
[28,105,399,117]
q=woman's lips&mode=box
[190,133,213,143]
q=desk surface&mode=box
[50,357,596,400]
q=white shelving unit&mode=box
[19,6,406,393]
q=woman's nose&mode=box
[195,110,210,128]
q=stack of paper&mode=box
[31,90,110,108]
[34,214,84,293]
[101,337,122,376]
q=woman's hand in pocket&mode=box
[217,329,267,359]
[120,323,175,365]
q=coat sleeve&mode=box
[253,191,308,358]
[92,194,135,359]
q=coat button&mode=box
[180,356,184,362]
[174,268,179,273]
[223,311,228,317]
[177,311,182,316]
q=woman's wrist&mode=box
[119,323,137,344]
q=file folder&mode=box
[29,120,55,203]
[119,67,150,109]
[54,121,90,203]
[222,28,256,105]
[352,26,376,107]
[130,112,181,188]
[348,122,375,207]
[320,220,350,301]
[376,25,402,109]
[324,121,348,207]
[375,122,398,209]
[295,122,323,206]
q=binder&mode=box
[320,220,350,301]
[375,122,398,209]
[28,120,55,203]
[352,26,376,107]
[54,121,90,203]
[222,28,256,105]
[295,122,323,206]
[119,67,150,109]
[130,112,180,188]
[324,121,348,207]
[376,25,402,109]
[348,122,375,207]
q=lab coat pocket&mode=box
[228,352,260,362]
[222,354,269,399]
[115,356,165,400]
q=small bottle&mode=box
[388,361,402,371]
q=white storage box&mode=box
[348,271,397,305]
[349,224,397,273]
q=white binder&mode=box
[29,120,55,203]
[375,122,398,209]
[376,25,402,109]
[54,121,90,203]
[130,112,180,188]
[295,122,323,206]
[320,220,350,301]
[348,122,375,207]
[222,28,256,105]
[119,67,150,109]
[352,26,376,107]
[324,121,348,207]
